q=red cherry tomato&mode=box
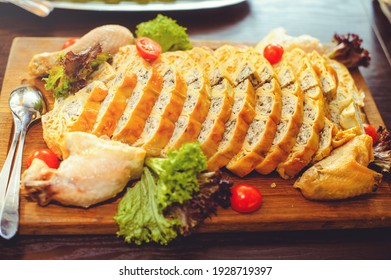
[26,149,60,169]
[363,123,378,144]
[61,37,79,50]
[263,43,284,64]
[230,184,263,213]
[135,37,162,61]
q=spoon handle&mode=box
[0,116,22,207]
[6,0,53,17]
[0,127,26,239]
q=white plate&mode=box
[50,0,247,11]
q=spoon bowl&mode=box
[8,85,46,125]
[0,85,46,239]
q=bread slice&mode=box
[214,45,277,89]
[68,83,110,133]
[328,59,363,107]
[278,117,321,176]
[276,119,321,179]
[111,45,146,73]
[207,79,256,171]
[198,79,235,158]
[255,57,304,175]
[208,45,274,167]
[133,59,187,156]
[213,45,242,86]
[307,50,338,101]
[112,64,162,145]
[312,59,364,164]
[133,113,177,157]
[42,80,109,157]
[188,47,235,158]
[245,47,277,86]
[275,49,326,178]
[189,47,225,87]
[88,61,116,85]
[255,94,303,174]
[161,51,211,154]
[312,117,338,162]
[327,59,365,132]
[285,49,323,98]
[226,78,282,177]
[91,71,137,137]
[300,52,338,165]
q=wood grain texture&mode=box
[2,228,391,260]
[0,0,390,261]
[0,37,390,236]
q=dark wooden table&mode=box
[0,0,391,260]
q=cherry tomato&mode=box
[135,37,162,61]
[363,123,378,144]
[26,149,60,169]
[263,43,284,64]
[230,184,263,213]
[61,37,79,50]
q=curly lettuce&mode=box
[328,33,370,68]
[43,44,110,99]
[115,142,232,245]
[114,168,178,245]
[135,14,192,52]
[370,126,391,174]
[146,142,207,209]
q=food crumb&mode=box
[270,182,276,188]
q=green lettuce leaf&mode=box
[43,65,71,99]
[115,142,232,245]
[43,44,110,99]
[135,14,192,52]
[114,167,178,245]
[146,142,207,209]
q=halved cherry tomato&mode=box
[363,123,378,144]
[263,43,284,64]
[61,37,79,50]
[135,37,162,61]
[230,184,263,213]
[26,148,60,169]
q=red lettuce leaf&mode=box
[328,33,371,68]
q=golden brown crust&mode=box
[207,80,256,171]
[160,52,211,154]
[276,122,320,179]
[255,116,301,175]
[200,82,234,159]
[112,66,162,144]
[92,72,137,137]
[42,81,109,158]
[226,78,282,177]
[135,114,176,157]
[312,117,338,163]
[133,61,187,156]
[164,116,203,154]
[294,135,381,200]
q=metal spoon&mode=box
[0,86,46,239]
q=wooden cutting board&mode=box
[0,37,390,236]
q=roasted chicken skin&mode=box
[22,132,145,208]
[294,135,382,200]
[28,25,134,77]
